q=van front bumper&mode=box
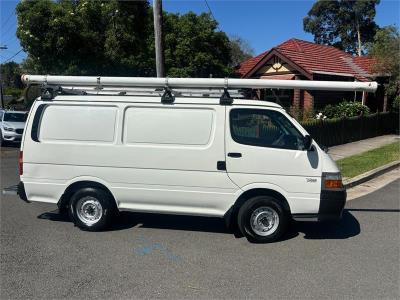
[318,190,346,221]
[292,190,346,222]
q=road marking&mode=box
[133,236,182,262]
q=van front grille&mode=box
[16,129,24,134]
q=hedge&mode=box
[301,112,399,147]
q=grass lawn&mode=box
[337,141,400,178]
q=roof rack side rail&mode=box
[21,75,378,93]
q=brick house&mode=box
[236,38,388,117]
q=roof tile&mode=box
[236,38,375,82]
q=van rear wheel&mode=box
[238,196,289,243]
[69,187,116,231]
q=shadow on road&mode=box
[347,208,400,212]
[38,209,361,241]
[37,210,230,233]
[294,210,360,240]
[1,142,21,149]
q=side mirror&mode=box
[303,135,313,151]
[322,145,329,153]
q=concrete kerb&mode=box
[344,160,400,189]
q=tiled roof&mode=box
[237,38,376,81]
[353,56,376,74]
[235,50,270,78]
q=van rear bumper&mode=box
[292,190,346,222]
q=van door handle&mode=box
[228,152,242,158]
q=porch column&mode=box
[383,93,388,112]
[303,90,314,112]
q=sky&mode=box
[1,0,399,64]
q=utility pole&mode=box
[153,0,165,77]
[0,45,8,109]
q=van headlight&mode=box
[3,126,15,132]
[322,172,343,190]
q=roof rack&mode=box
[22,74,378,104]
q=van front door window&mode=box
[230,109,305,150]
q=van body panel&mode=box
[225,106,322,214]
[22,100,239,216]
[20,96,343,220]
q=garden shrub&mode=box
[392,95,400,111]
[322,101,370,119]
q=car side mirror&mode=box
[322,145,329,153]
[303,135,313,151]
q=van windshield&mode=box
[4,112,27,122]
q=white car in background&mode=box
[0,110,28,146]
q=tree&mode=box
[163,12,233,77]
[16,0,153,76]
[16,1,238,78]
[228,35,255,68]
[0,62,23,89]
[304,0,380,56]
[369,26,400,107]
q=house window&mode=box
[262,89,292,109]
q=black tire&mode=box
[237,196,289,243]
[69,187,117,231]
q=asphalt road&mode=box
[1,146,399,299]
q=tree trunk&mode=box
[356,20,362,57]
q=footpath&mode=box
[328,134,399,161]
[326,134,399,191]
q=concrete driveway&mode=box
[1,146,399,299]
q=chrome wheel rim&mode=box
[76,196,103,226]
[250,206,279,236]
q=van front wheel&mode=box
[69,188,116,231]
[238,196,289,243]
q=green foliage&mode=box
[16,1,235,77]
[393,96,400,111]
[4,87,23,99]
[304,0,380,55]
[1,62,23,89]
[322,101,370,118]
[163,12,233,77]
[17,0,152,76]
[368,26,400,104]
[228,35,254,68]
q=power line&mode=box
[1,48,23,63]
[1,11,14,29]
[204,0,221,30]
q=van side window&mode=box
[230,109,305,150]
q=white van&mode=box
[15,75,373,243]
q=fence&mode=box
[302,112,399,147]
